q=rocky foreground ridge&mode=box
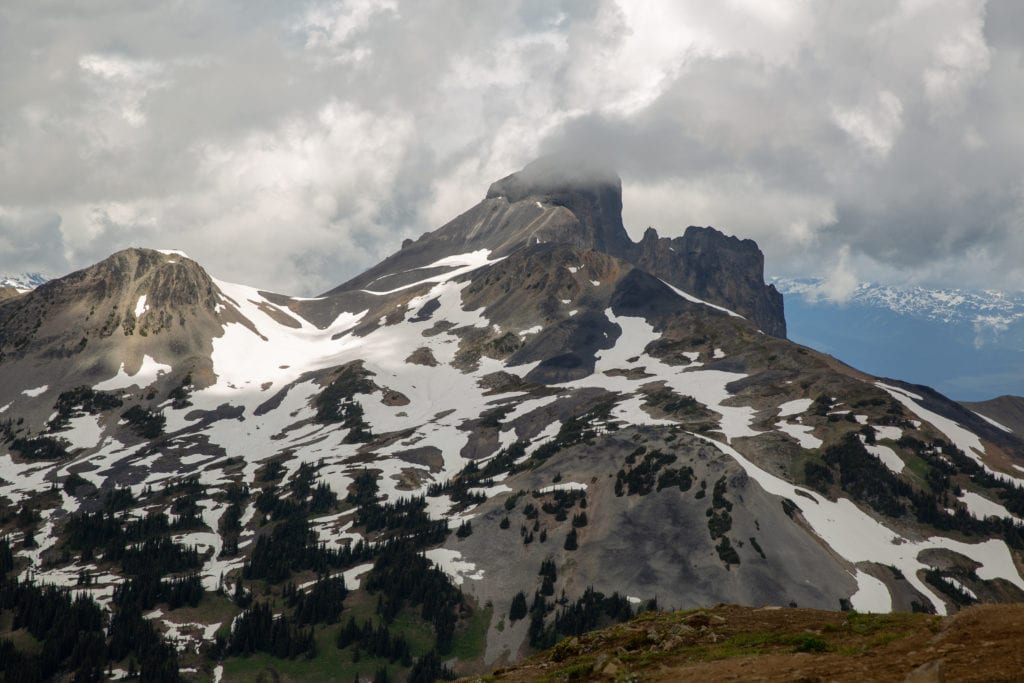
[1,158,1024,681]
[464,602,1024,682]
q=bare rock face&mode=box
[634,226,787,338]
[0,248,220,362]
[0,248,227,408]
[484,155,634,258]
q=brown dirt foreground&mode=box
[459,604,1024,683]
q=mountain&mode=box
[2,160,1024,681]
[0,272,47,292]
[774,277,1024,401]
[964,395,1024,436]
[0,271,46,301]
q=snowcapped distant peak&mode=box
[773,277,1024,327]
[0,272,47,292]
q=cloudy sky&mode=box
[2,0,1023,297]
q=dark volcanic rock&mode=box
[485,155,634,258]
[634,226,786,338]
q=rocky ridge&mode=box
[464,602,1024,683]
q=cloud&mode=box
[807,246,859,303]
[0,207,68,276]
[0,0,1022,296]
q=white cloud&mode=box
[78,53,168,128]
[0,0,1022,296]
[832,91,905,158]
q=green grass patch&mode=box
[903,453,932,486]
[221,622,396,683]
[449,604,492,661]
[163,592,240,627]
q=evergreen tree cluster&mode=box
[363,548,465,653]
[527,586,635,649]
[117,536,202,576]
[822,433,908,516]
[357,495,445,539]
[539,488,587,521]
[9,434,70,460]
[224,601,316,659]
[48,386,123,431]
[255,463,338,521]
[614,447,692,497]
[335,616,412,665]
[64,508,174,555]
[426,441,527,511]
[121,404,166,438]
[0,571,180,682]
[113,572,204,611]
[314,364,375,442]
[529,403,614,464]
[406,650,455,683]
[284,574,348,626]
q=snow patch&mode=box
[777,420,822,449]
[21,384,48,397]
[424,548,484,585]
[134,294,148,318]
[849,569,892,613]
[974,412,1013,433]
[860,437,904,474]
[95,356,171,391]
[777,398,813,418]
[537,482,588,494]
[873,425,903,441]
[658,279,744,319]
[959,491,1017,521]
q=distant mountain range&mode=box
[0,272,47,291]
[773,278,1024,401]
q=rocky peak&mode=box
[42,248,218,310]
[328,159,786,339]
[0,248,220,363]
[634,226,786,338]
[484,155,634,257]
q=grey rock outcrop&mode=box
[634,225,786,337]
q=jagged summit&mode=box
[328,158,786,337]
[635,226,786,337]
